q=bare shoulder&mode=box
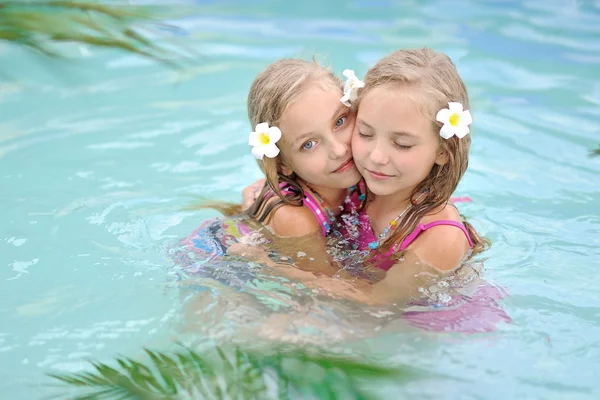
[408,204,470,271]
[421,202,461,223]
[270,204,321,237]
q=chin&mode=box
[320,169,361,189]
[336,169,362,188]
[362,178,399,196]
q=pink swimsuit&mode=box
[337,183,475,271]
[356,210,475,271]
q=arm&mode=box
[228,207,337,276]
[227,235,375,303]
[368,225,471,303]
[291,222,472,305]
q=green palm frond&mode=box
[591,146,600,157]
[48,343,419,399]
[0,0,185,66]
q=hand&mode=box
[241,178,266,211]
[227,242,275,267]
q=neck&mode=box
[369,186,415,214]
[300,182,347,215]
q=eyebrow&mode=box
[292,104,347,147]
[357,119,418,138]
[356,119,374,131]
[291,131,317,148]
[391,130,418,139]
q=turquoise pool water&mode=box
[1,0,600,398]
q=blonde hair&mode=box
[245,59,342,223]
[355,48,489,260]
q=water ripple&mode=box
[1,1,600,398]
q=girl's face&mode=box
[352,84,447,197]
[277,83,361,191]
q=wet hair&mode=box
[354,48,489,259]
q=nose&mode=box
[330,135,350,159]
[369,141,389,165]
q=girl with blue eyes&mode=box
[173,59,365,284]
[243,59,364,238]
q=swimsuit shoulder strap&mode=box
[399,220,474,251]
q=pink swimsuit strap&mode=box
[277,184,331,236]
[399,220,474,251]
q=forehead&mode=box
[279,84,343,140]
[358,84,432,135]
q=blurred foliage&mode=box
[48,342,420,399]
[0,0,185,66]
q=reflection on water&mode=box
[168,213,511,346]
[1,0,600,398]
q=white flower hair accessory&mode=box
[248,122,281,160]
[436,102,473,139]
[340,69,365,106]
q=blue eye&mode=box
[302,140,316,150]
[335,116,346,128]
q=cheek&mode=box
[332,124,354,153]
[293,149,327,174]
[351,134,367,159]
[393,151,424,169]
[398,149,436,173]
[340,126,353,146]
[342,116,357,141]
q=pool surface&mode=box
[1,0,600,398]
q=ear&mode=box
[280,161,293,176]
[434,148,449,166]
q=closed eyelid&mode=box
[357,126,374,136]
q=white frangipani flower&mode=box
[340,69,365,107]
[435,102,473,139]
[248,123,282,159]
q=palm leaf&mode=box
[591,146,600,157]
[0,0,186,66]
[48,343,421,399]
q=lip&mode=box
[366,169,394,180]
[333,158,354,173]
